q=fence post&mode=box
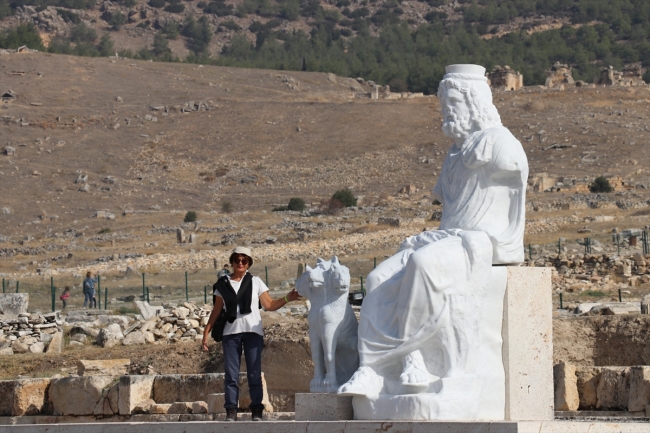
[2,278,4,293]
[97,275,102,310]
[15,281,19,293]
[105,287,108,310]
[142,273,146,300]
[617,234,621,255]
[204,286,207,304]
[374,257,377,269]
[51,277,55,312]
[265,266,269,287]
[360,276,364,294]
[618,288,622,302]
[185,271,189,302]
[146,287,150,304]
[528,244,533,260]
[558,238,561,255]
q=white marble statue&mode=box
[296,256,359,393]
[337,64,529,420]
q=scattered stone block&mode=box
[133,399,156,414]
[575,367,602,410]
[150,403,172,414]
[134,301,163,320]
[0,293,29,318]
[122,330,146,346]
[596,367,630,410]
[45,332,62,354]
[152,374,225,403]
[0,347,13,355]
[206,393,226,414]
[239,373,273,412]
[554,362,579,411]
[118,375,155,415]
[28,342,44,354]
[11,341,29,353]
[96,323,124,348]
[167,402,192,414]
[50,376,114,416]
[77,359,130,377]
[295,393,353,421]
[628,366,650,412]
[191,401,208,414]
[0,378,51,416]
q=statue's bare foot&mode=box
[400,350,436,391]
[337,366,383,396]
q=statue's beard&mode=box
[442,112,474,141]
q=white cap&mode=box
[230,246,253,266]
[445,64,486,76]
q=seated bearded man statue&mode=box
[338,64,529,420]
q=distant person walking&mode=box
[83,272,97,309]
[202,246,301,422]
[217,263,230,279]
[60,287,70,310]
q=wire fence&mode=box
[1,257,382,313]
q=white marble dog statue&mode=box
[296,256,359,393]
[337,64,529,420]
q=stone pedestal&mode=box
[503,266,554,421]
[295,393,353,421]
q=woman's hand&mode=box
[201,336,209,352]
[286,289,301,302]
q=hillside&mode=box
[1,0,650,92]
[1,51,650,292]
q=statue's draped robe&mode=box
[358,125,528,382]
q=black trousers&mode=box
[222,332,264,410]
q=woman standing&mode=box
[82,271,97,309]
[202,246,300,422]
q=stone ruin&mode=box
[595,63,646,87]
[546,62,575,89]
[487,65,523,91]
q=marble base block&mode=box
[295,393,353,421]
[503,267,554,421]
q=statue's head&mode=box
[437,64,501,141]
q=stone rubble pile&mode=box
[0,312,62,355]
[66,301,308,349]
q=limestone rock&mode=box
[596,367,630,410]
[96,323,124,348]
[11,341,29,353]
[0,294,29,318]
[77,359,130,376]
[118,375,154,415]
[28,342,44,353]
[575,367,602,410]
[123,330,146,345]
[191,401,208,414]
[152,374,225,404]
[45,332,62,354]
[133,398,156,414]
[50,376,115,416]
[150,403,172,414]
[0,378,51,416]
[167,402,192,414]
[239,373,273,412]
[554,362,579,411]
[628,366,650,412]
[0,347,13,355]
[135,301,163,320]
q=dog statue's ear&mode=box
[331,256,339,264]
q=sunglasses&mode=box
[233,257,249,265]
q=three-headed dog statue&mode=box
[296,256,359,393]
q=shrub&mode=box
[287,197,306,211]
[220,19,241,31]
[165,3,185,13]
[70,23,97,43]
[590,176,613,193]
[108,11,127,30]
[148,0,165,7]
[184,211,198,223]
[221,201,233,213]
[57,9,81,24]
[331,188,357,207]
